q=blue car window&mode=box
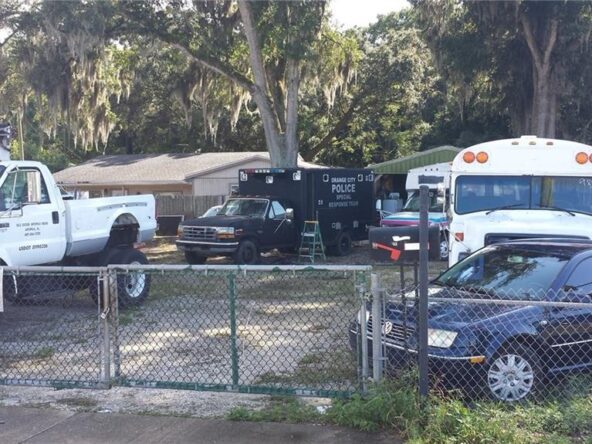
[435,246,570,299]
[565,258,592,288]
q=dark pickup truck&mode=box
[176,168,375,264]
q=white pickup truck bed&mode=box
[65,195,156,257]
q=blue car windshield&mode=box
[455,175,592,215]
[434,246,570,299]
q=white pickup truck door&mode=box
[0,167,66,265]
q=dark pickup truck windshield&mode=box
[435,246,569,299]
[218,198,268,217]
[455,175,592,215]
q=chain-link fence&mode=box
[357,267,592,404]
[0,265,370,398]
[0,268,105,388]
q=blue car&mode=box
[351,239,592,402]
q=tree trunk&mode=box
[520,15,558,138]
[238,0,297,168]
[283,58,300,168]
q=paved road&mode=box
[0,407,395,444]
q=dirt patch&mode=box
[0,385,269,418]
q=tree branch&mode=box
[543,18,558,66]
[520,14,543,72]
[0,28,16,49]
[237,0,282,131]
[168,42,254,92]
[306,95,360,160]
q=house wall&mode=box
[191,159,272,196]
[62,184,192,198]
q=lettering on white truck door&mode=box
[0,168,65,265]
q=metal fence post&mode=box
[109,268,121,381]
[418,185,430,399]
[371,273,383,382]
[100,268,111,389]
[358,279,369,393]
[228,273,239,388]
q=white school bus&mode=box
[449,135,592,265]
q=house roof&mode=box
[54,152,321,186]
[368,146,461,175]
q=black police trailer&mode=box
[176,167,375,264]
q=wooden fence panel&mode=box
[156,195,226,219]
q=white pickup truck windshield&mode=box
[455,175,592,215]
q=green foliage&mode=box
[227,396,322,424]
[226,369,591,443]
[327,379,420,432]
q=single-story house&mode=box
[55,151,319,198]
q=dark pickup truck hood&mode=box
[183,215,262,228]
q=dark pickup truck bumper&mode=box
[176,239,239,256]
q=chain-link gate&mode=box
[0,265,370,398]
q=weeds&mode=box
[228,373,592,443]
[227,396,323,424]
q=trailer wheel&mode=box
[185,251,207,265]
[334,231,352,256]
[233,240,260,265]
[90,248,151,308]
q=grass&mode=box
[254,348,357,387]
[228,372,592,443]
[34,346,55,359]
[227,396,323,424]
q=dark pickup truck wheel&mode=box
[185,251,207,265]
[233,240,259,265]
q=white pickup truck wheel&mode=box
[90,248,151,308]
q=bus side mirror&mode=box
[285,208,294,220]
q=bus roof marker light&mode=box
[576,152,588,164]
[476,152,489,163]
[463,151,475,163]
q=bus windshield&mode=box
[403,190,446,212]
[455,175,592,215]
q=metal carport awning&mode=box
[368,146,461,175]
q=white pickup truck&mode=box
[0,133,157,307]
